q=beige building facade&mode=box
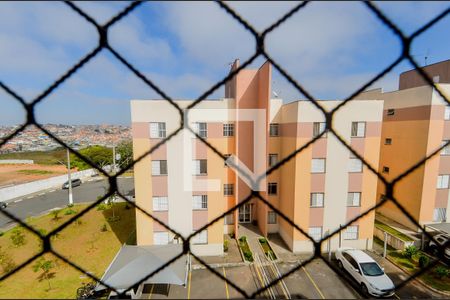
[131,60,384,255]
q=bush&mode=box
[0,231,4,237]
[64,208,77,215]
[239,236,247,243]
[51,209,62,221]
[100,224,108,232]
[223,240,229,252]
[38,229,47,237]
[10,227,26,247]
[435,266,450,279]
[403,245,418,259]
[0,246,16,273]
[229,233,235,239]
[418,254,430,269]
[243,251,253,262]
[96,203,108,211]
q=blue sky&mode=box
[0,1,449,126]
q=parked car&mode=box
[62,179,82,189]
[0,202,7,209]
[336,247,395,297]
[428,233,450,260]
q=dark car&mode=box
[62,179,82,189]
[0,202,7,209]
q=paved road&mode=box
[0,177,134,229]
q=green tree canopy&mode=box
[117,140,133,169]
[71,145,113,171]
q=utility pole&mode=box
[66,148,73,205]
[112,145,116,175]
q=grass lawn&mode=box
[258,238,277,260]
[238,236,253,262]
[0,202,135,298]
[0,149,67,165]
[388,250,450,291]
[375,220,414,242]
[17,169,55,175]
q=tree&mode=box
[117,140,133,170]
[32,257,55,290]
[71,146,113,171]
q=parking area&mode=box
[140,250,444,299]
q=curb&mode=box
[191,261,247,270]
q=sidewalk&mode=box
[238,224,268,260]
[191,234,244,269]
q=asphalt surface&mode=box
[0,177,134,229]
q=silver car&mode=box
[336,247,395,297]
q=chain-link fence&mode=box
[0,1,450,298]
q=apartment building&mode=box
[131,60,383,255]
[372,60,450,231]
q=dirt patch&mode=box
[0,164,75,187]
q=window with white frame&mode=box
[224,213,234,225]
[313,122,327,138]
[224,184,234,196]
[268,211,277,224]
[347,192,361,207]
[268,183,278,195]
[193,195,208,210]
[434,208,447,222]
[343,225,359,240]
[441,141,450,155]
[445,106,450,120]
[153,232,169,245]
[193,122,207,138]
[311,158,325,173]
[308,227,322,242]
[437,175,450,189]
[269,154,278,167]
[348,158,363,173]
[192,159,207,175]
[149,122,166,138]
[192,230,208,244]
[269,123,279,137]
[152,196,168,211]
[310,193,324,207]
[151,160,167,175]
[223,124,234,137]
[351,122,366,137]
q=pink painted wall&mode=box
[151,176,168,195]
[312,138,327,158]
[435,189,449,208]
[207,123,223,139]
[311,174,325,192]
[149,142,167,160]
[309,208,324,226]
[192,210,209,230]
[298,122,313,138]
[444,122,450,139]
[132,122,149,139]
[350,138,365,157]
[192,139,207,159]
[348,173,363,191]
[346,207,361,223]
[153,211,169,231]
[366,121,382,137]
[439,156,450,174]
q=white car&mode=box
[336,247,395,297]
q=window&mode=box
[437,175,450,189]
[268,183,278,195]
[313,122,327,138]
[192,230,207,244]
[268,211,277,224]
[269,123,279,137]
[311,158,325,173]
[309,227,322,242]
[387,109,395,116]
[224,184,234,196]
[223,124,234,137]
[149,122,166,138]
[445,106,450,120]
[344,225,359,240]
[348,158,363,173]
[193,195,208,210]
[351,122,366,137]
[347,192,361,207]
[151,160,167,175]
[192,159,207,175]
[153,232,169,245]
[310,193,324,207]
[193,122,207,138]
[382,166,390,174]
[441,141,450,155]
[224,154,231,167]
[152,197,168,211]
[385,138,392,145]
[433,208,447,222]
[224,213,234,225]
[268,154,278,167]
[343,253,360,270]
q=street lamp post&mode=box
[67,148,73,205]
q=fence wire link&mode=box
[0,1,449,298]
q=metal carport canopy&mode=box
[95,244,189,291]
[427,222,450,235]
